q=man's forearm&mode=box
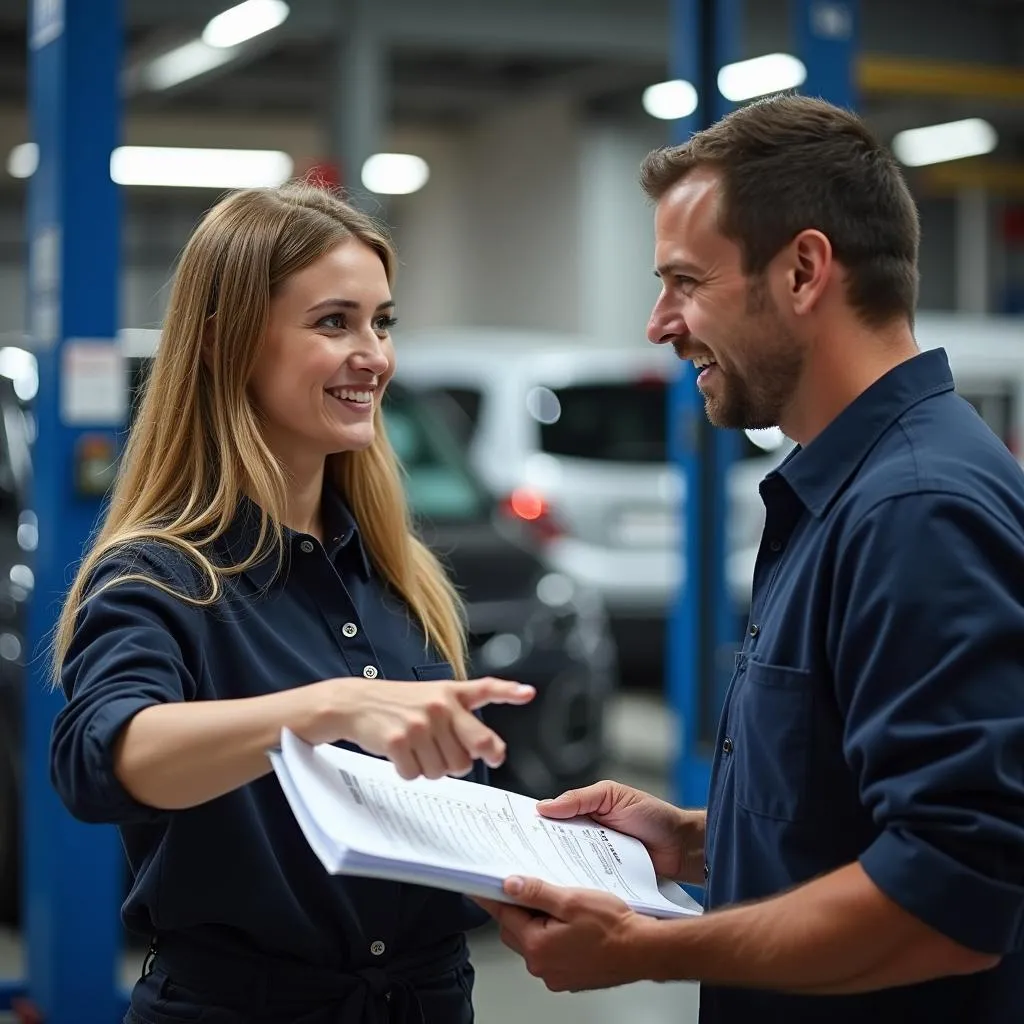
[633,862,999,993]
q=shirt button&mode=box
[722,736,734,755]
[363,665,378,679]
[299,539,315,554]
[370,940,386,956]
[748,623,760,638]
[769,539,782,552]
[342,622,358,638]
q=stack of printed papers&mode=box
[270,728,703,920]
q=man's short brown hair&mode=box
[640,94,920,327]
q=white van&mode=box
[395,316,1024,670]
[394,328,784,674]
[913,312,1024,457]
[723,312,1024,608]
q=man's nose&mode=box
[647,300,687,346]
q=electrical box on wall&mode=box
[73,433,118,498]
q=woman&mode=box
[49,182,535,1023]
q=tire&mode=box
[0,703,19,925]
[484,670,607,800]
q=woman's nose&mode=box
[353,336,391,376]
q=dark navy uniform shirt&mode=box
[50,487,488,987]
[701,349,1024,1024]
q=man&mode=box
[476,94,1024,1023]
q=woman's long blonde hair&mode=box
[51,182,467,683]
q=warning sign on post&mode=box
[60,339,127,426]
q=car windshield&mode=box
[383,386,491,523]
[533,379,790,463]
[535,380,669,463]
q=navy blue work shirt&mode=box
[701,349,1024,1023]
[50,486,488,1011]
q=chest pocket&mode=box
[731,661,813,822]
[412,661,454,682]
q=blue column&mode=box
[666,0,741,811]
[21,1,125,1021]
[793,0,859,108]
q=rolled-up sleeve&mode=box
[830,491,1024,955]
[50,549,206,825]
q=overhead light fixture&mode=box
[361,153,430,195]
[642,79,698,120]
[142,39,237,90]
[892,118,998,167]
[202,0,290,49]
[7,143,294,188]
[7,142,38,179]
[0,347,39,402]
[717,53,806,102]
[744,427,787,453]
[110,146,293,188]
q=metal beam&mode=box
[858,54,1024,102]
[116,0,671,60]
[917,158,1024,197]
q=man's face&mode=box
[646,168,804,430]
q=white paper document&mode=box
[270,728,702,920]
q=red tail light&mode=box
[500,488,564,542]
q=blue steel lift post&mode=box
[668,0,859,815]
[795,0,858,109]
[0,1,126,1021]
[667,0,741,813]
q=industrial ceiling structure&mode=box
[0,0,1019,197]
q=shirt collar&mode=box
[774,347,955,517]
[215,484,373,589]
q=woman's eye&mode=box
[374,315,399,333]
[317,313,345,330]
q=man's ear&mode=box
[788,229,832,317]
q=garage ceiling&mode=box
[0,0,1020,187]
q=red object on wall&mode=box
[295,158,343,190]
[12,997,44,1024]
[1001,205,1024,243]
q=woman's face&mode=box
[249,239,396,476]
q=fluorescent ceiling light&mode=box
[361,153,430,195]
[0,346,39,402]
[142,39,237,90]
[744,427,786,452]
[110,146,293,188]
[7,142,38,179]
[718,53,806,102]
[203,0,290,49]
[642,80,698,120]
[892,118,997,167]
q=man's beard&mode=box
[703,279,803,430]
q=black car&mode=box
[0,366,616,924]
[382,382,617,798]
[0,372,34,925]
